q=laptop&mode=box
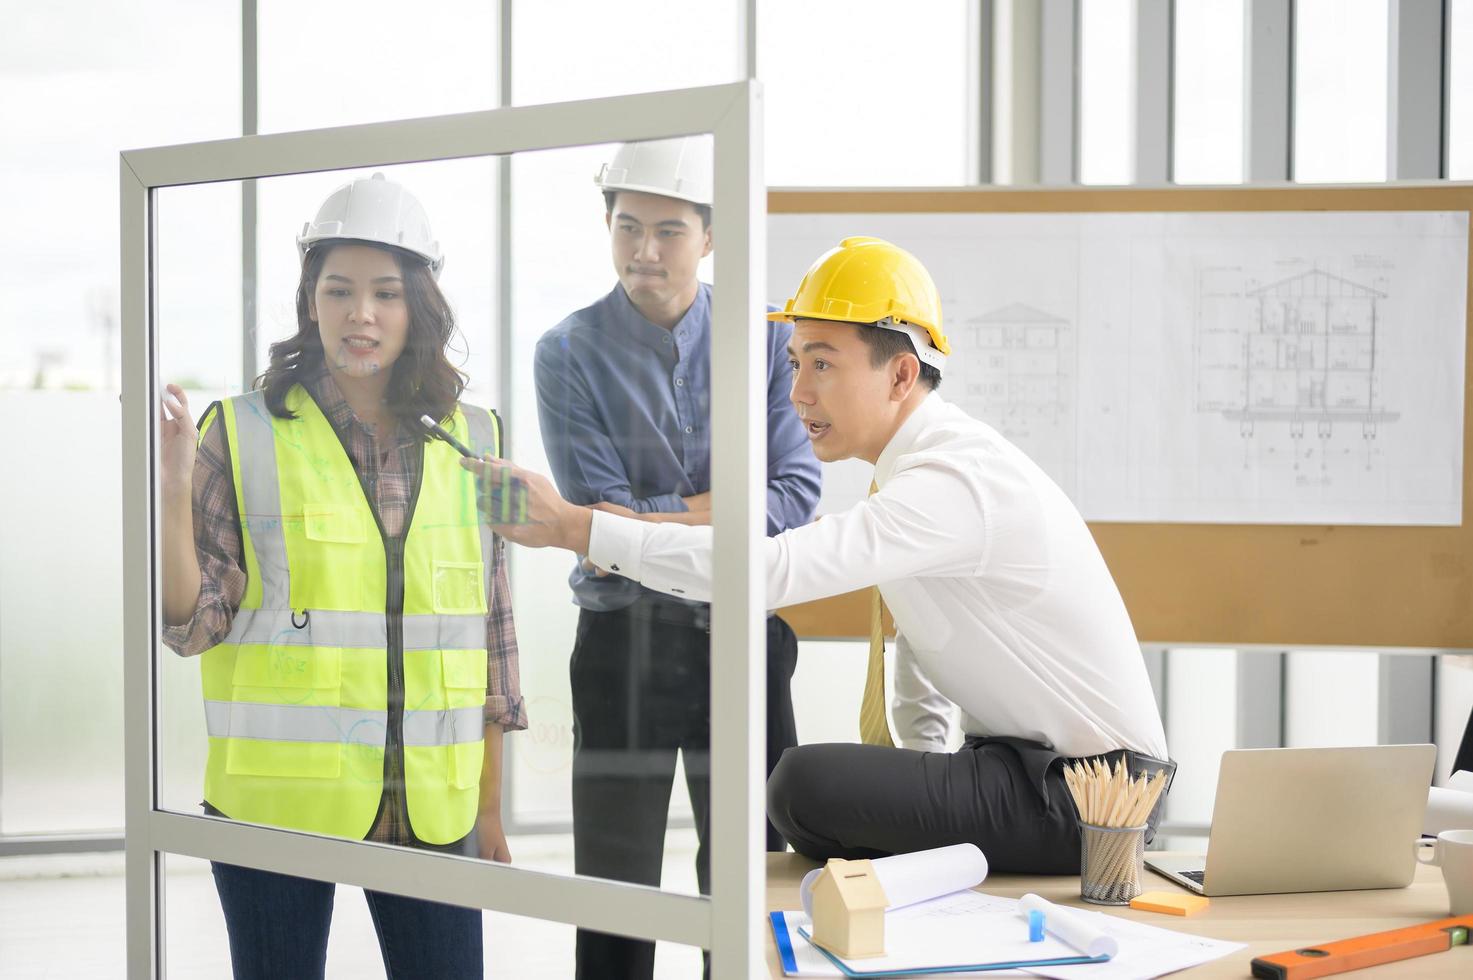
[1145,744,1436,897]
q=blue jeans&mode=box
[211,861,483,979]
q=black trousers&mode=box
[570,604,799,980]
[766,737,1174,876]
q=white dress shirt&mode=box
[588,393,1168,760]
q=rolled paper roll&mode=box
[1018,893,1120,959]
[800,867,822,918]
[800,842,989,918]
[1425,785,1473,837]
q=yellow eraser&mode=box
[1129,891,1210,916]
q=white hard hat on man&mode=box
[594,140,948,376]
[596,135,714,207]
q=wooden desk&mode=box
[765,853,1465,978]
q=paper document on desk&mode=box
[771,891,1243,979]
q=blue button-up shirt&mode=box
[534,282,822,611]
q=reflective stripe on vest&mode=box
[224,607,483,651]
[200,387,498,844]
[463,407,500,588]
[204,701,484,746]
[231,391,290,611]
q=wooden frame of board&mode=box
[770,184,1473,649]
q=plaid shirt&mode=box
[162,367,526,847]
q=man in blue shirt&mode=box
[533,136,821,980]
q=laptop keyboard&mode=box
[1180,870,1206,884]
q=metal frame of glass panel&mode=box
[121,81,766,978]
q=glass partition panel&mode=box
[507,140,756,907]
[157,161,494,844]
[153,135,749,974]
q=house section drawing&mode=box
[960,303,1071,427]
[1199,268,1395,427]
[1196,266,1398,478]
[953,302,1076,491]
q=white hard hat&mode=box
[297,173,445,279]
[596,136,713,208]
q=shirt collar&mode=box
[304,364,413,447]
[304,364,355,430]
[605,281,710,353]
[873,391,944,488]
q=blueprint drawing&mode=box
[769,210,1467,525]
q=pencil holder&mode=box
[1078,822,1147,905]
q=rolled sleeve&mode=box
[162,412,247,658]
[626,491,688,515]
[483,543,527,731]
[534,334,682,513]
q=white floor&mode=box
[0,830,704,979]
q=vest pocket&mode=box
[304,510,367,544]
[442,650,487,789]
[441,648,487,693]
[224,646,344,779]
[432,560,485,614]
[448,741,484,790]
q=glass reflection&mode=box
[160,173,517,976]
[524,136,818,976]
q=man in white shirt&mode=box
[468,237,1172,872]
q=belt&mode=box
[612,599,780,633]
[963,735,1178,841]
[618,599,712,632]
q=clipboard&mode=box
[770,893,1244,979]
[796,925,1107,977]
[768,909,1108,978]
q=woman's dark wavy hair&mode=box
[256,240,466,425]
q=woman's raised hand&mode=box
[160,383,197,500]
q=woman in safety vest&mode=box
[160,173,524,980]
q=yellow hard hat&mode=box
[768,237,950,371]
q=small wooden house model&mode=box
[810,857,889,959]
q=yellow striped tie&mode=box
[859,481,895,747]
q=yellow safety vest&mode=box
[197,384,500,845]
